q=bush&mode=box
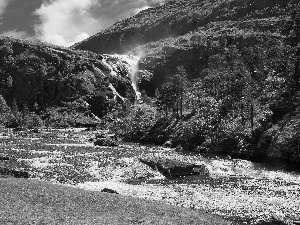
[21,113,44,129]
[107,103,161,141]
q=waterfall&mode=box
[102,54,142,101]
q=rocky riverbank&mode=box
[0,128,300,224]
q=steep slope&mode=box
[73,0,297,55]
[0,37,136,120]
[72,0,300,170]
[73,0,299,96]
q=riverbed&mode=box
[0,128,299,224]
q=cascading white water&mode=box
[102,54,142,101]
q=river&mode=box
[1,128,300,224]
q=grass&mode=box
[0,178,230,225]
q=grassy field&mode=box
[0,178,230,225]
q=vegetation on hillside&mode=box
[0,37,135,128]
[106,4,300,170]
[73,0,298,54]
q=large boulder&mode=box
[139,156,209,178]
[94,133,119,147]
[0,155,10,161]
[0,167,30,178]
[101,188,119,194]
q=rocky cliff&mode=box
[0,37,136,120]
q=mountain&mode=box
[73,0,296,55]
[0,36,136,126]
[74,0,300,169]
[73,0,299,95]
[1,0,300,168]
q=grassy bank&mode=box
[0,178,230,225]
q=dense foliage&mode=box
[106,4,300,170]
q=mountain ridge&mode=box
[72,0,297,55]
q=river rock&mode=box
[163,141,172,148]
[0,167,30,178]
[101,188,119,194]
[0,155,9,161]
[139,156,209,178]
[94,134,119,147]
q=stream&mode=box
[1,128,300,224]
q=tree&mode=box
[202,44,273,139]
[11,98,19,116]
[156,67,189,118]
[7,75,13,88]
[0,95,14,127]
[21,103,30,126]
[156,81,177,117]
[173,66,189,117]
[285,4,300,92]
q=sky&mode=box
[0,0,169,47]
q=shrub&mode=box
[107,103,161,140]
[21,113,45,129]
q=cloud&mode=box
[0,0,9,24]
[33,0,169,47]
[33,0,99,47]
[0,29,31,39]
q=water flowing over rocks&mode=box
[103,54,143,101]
[1,129,300,224]
[139,155,210,178]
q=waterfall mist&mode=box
[103,53,143,102]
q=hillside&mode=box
[1,0,300,169]
[73,0,299,95]
[73,0,296,55]
[0,37,136,127]
[72,0,300,170]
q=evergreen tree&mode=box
[156,67,189,118]
[11,98,19,116]
[285,4,300,92]
[0,95,14,127]
[156,81,177,117]
[7,75,13,88]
